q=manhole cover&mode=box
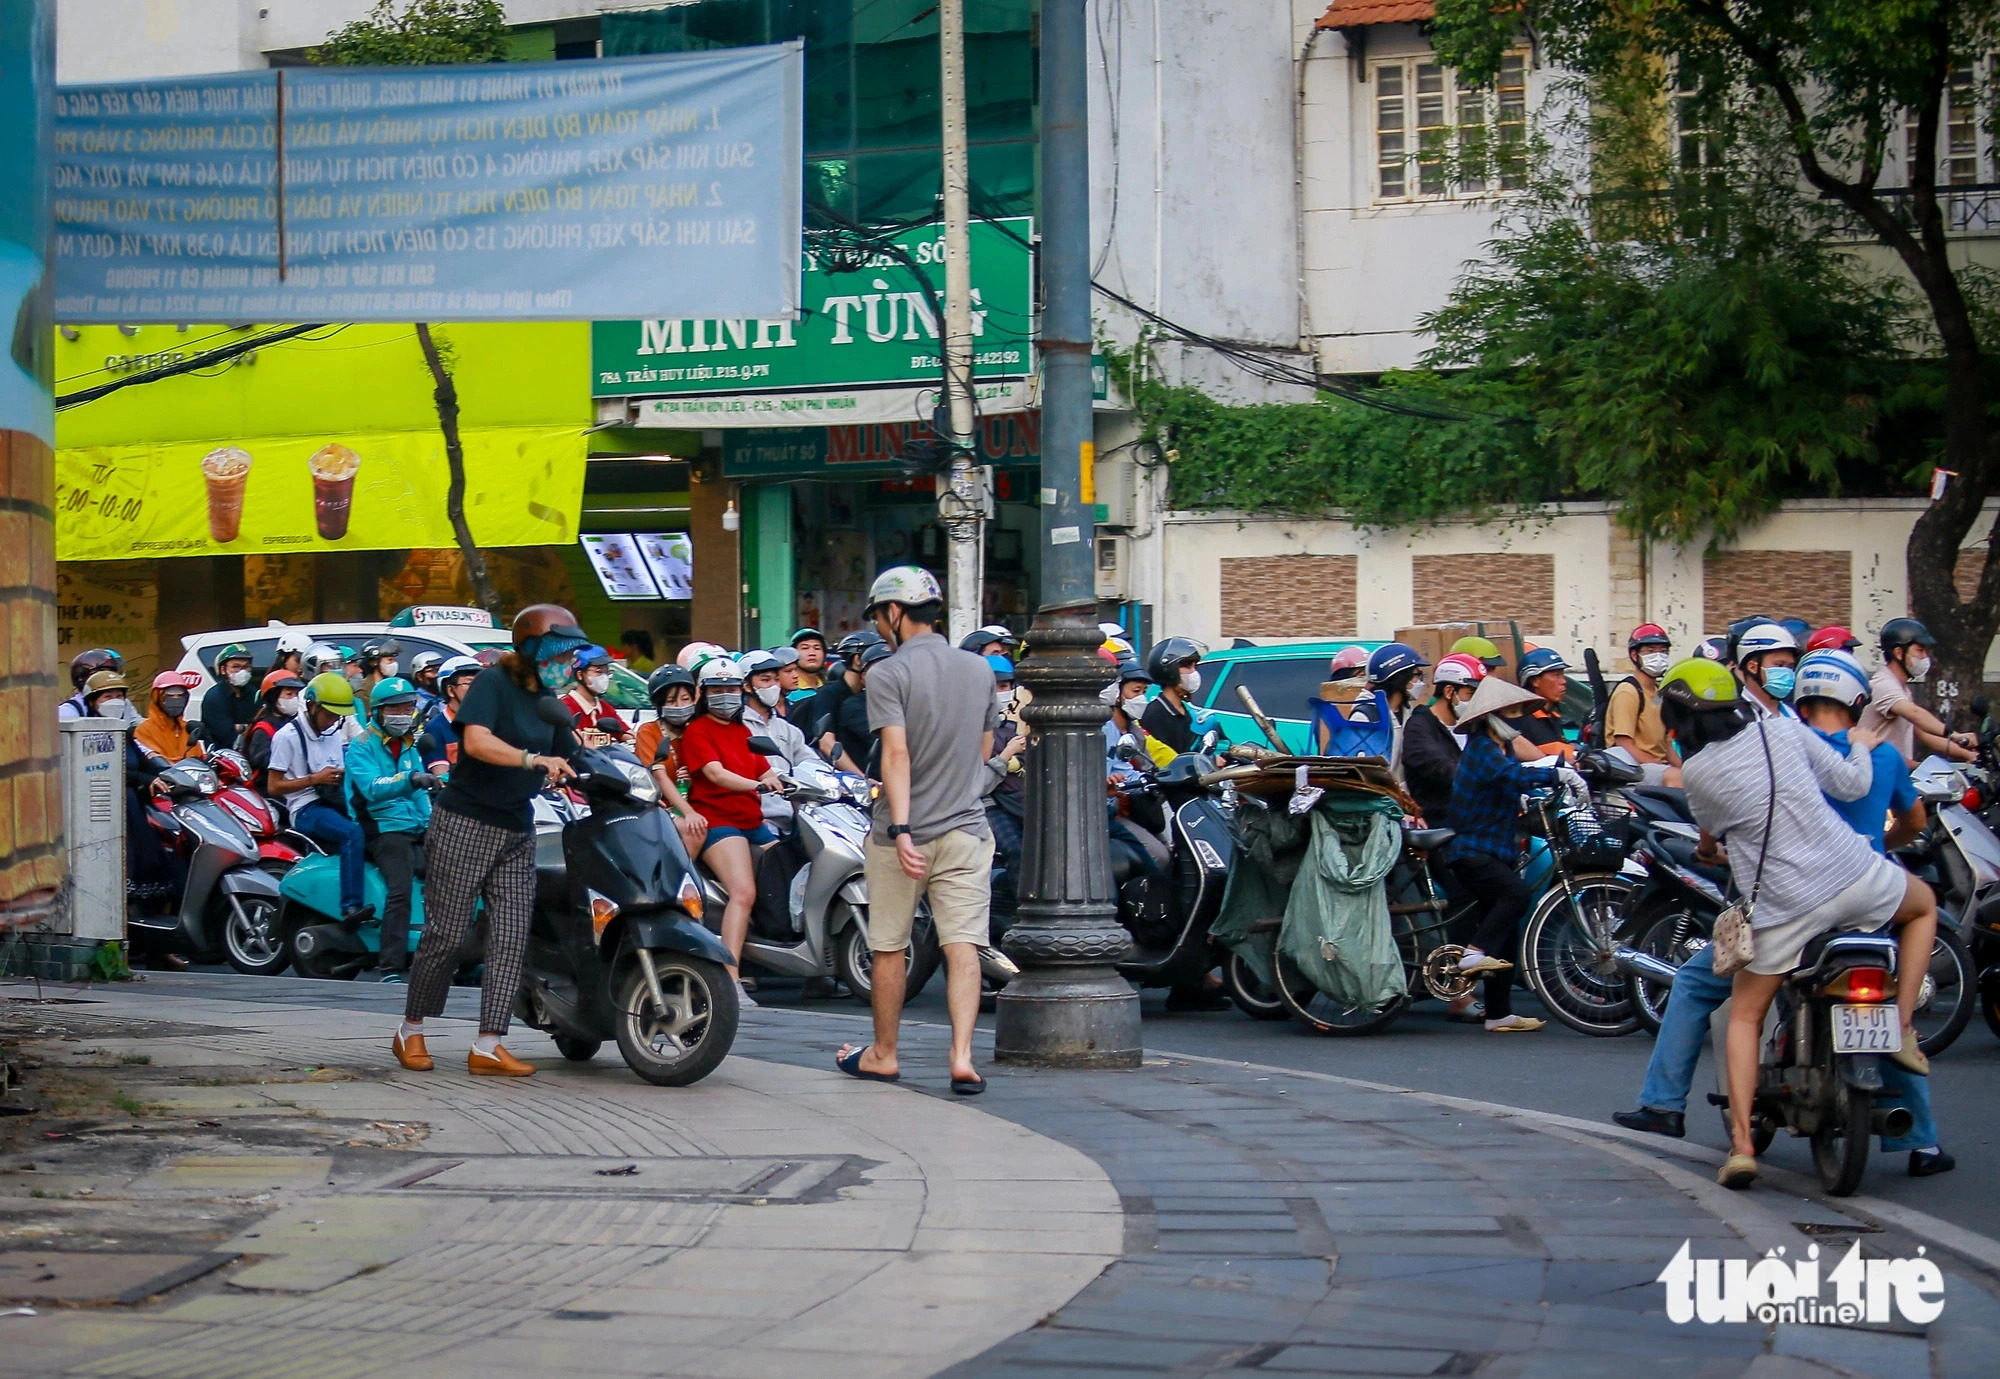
[0,1251,237,1304]
[390,1155,856,1202]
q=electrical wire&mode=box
[55,323,330,409]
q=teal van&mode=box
[1184,640,1382,754]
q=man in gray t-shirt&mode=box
[835,566,997,1095]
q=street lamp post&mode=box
[992,0,1141,1069]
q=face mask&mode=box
[93,696,127,717]
[1907,653,1932,682]
[345,671,364,690]
[1640,651,1671,677]
[1761,666,1796,701]
[1180,669,1202,696]
[379,660,399,679]
[708,692,742,717]
[227,668,251,688]
[278,695,303,717]
[659,703,697,727]
[1405,677,1426,703]
[160,695,188,719]
[754,683,782,708]
[997,690,1015,712]
[380,713,416,737]
[537,658,571,692]
[1486,715,1520,742]
[584,672,610,695]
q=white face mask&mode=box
[1405,677,1426,703]
[1180,668,1202,696]
[1639,651,1672,677]
[584,672,610,695]
[996,690,1014,712]
[754,683,782,708]
[1907,653,1932,682]
[227,668,251,688]
[379,660,399,679]
[277,695,303,717]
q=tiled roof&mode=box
[1315,0,1436,28]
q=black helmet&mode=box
[1145,636,1205,689]
[1880,617,1936,652]
[834,629,882,659]
[358,637,402,670]
[70,648,121,689]
[646,664,695,705]
[856,639,895,670]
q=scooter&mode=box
[1615,809,1728,1035]
[1105,731,1237,994]
[1708,928,1913,1196]
[513,703,740,1086]
[1889,755,1983,1053]
[138,758,288,973]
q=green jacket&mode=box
[344,728,431,837]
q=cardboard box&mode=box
[1396,620,1526,684]
[1319,680,1369,703]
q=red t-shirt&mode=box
[678,714,769,830]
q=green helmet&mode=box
[1658,658,1739,711]
[1449,635,1504,668]
[368,676,419,710]
[303,672,358,715]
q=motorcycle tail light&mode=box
[1964,787,1983,810]
[1824,966,1892,1003]
[676,873,703,922]
[586,888,620,938]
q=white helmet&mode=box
[274,629,313,656]
[436,654,482,684]
[407,650,445,677]
[1794,649,1871,713]
[864,565,942,614]
[676,640,727,670]
[301,642,344,676]
[696,656,745,688]
[736,648,781,677]
[1735,621,1795,661]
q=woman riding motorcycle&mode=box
[635,664,710,855]
[241,670,306,776]
[679,656,782,1001]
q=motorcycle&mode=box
[1106,731,1238,996]
[1888,756,1982,1053]
[137,758,289,972]
[1616,808,1727,1036]
[201,750,312,975]
[513,702,740,1086]
[1708,928,1914,1196]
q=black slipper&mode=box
[951,1075,986,1096]
[835,1046,899,1083]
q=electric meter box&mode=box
[60,718,127,941]
[1095,533,1132,600]
[1092,457,1139,528]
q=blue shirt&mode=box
[1813,727,1917,852]
[1445,733,1554,861]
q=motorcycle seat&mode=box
[1628,785,1692,820]
[1403,827,1455,852]
[1791,928,1898,984]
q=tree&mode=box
[1432,0,2000,709]
[311,0,507,614]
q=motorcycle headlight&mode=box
[617,759,660,805]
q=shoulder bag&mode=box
[1709,721,1775,978]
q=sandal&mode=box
[835,1045,899,1083]
[1718,1154,1759,1190]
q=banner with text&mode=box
[593,216,1032,397]
[57,425,585,560]
[53,47,802,323]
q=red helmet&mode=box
[1805,624,1861,653]
[1432,653,1489,689]
[1628,624,1671,651]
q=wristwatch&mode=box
[886,823,913,840]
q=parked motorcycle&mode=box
[1708,928,1914,1195]
[513,703,740,1086]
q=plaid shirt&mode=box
[1446,732,1552,861]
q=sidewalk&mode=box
[2,974,1998,1379]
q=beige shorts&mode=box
[865,829,995,952]
[1747,856,1910,976]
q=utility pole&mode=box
[993,0,1141,1068]
[938,0,983,644]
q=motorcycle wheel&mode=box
[1626,907,1711,1038]
[220,895,290,977]
[836,908,936,1006]
[1522,875,1639,1037]
[1224,950,1290,1021]
[1914,924,1974,1057]
[1273,951,1408,1035]
[553,1036,601,1062]
[612,953,739,1087]
[289,929,359,981]
[1811,1083,1873,1197]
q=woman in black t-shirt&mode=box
[395,605,581,1080]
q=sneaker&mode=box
[1613,1107,1686,1139]
[1909,1148,1956,1178]
[1485,1015,1544,1032]
[377,971,406,985]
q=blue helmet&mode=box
[985,655,1016,680]
[1517,648,1569,680]
[1366,642,1428,686]
[574,645,613,670]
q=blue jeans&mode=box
[294,802,366,914]
[1638,942,1938,1151]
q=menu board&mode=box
[636,532,694,600]
[578,533,660,601]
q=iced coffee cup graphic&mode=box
[308,443,360,541]
[200,446,253,544]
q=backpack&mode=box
[1582,676,1639,752]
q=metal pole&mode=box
[938,0,983,644]
[993,0,1140,1068]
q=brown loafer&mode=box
[468,1043,536,1077]
[393,1030,433,1072]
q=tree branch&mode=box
[414,322,500,616]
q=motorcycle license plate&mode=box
[1830,1003,1899,1054]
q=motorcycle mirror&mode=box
[1117,732,1138,752]
[746,735,782,755]
[535,696,573,728]
[1198,728,1221,753]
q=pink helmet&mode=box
[1328,646,1371,679]
[1432,653,1489,689]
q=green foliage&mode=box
[1109,347,1551,525]
[310,0,509,67]
[88,941,131,983]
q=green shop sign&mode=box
[592,217,1034,397]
